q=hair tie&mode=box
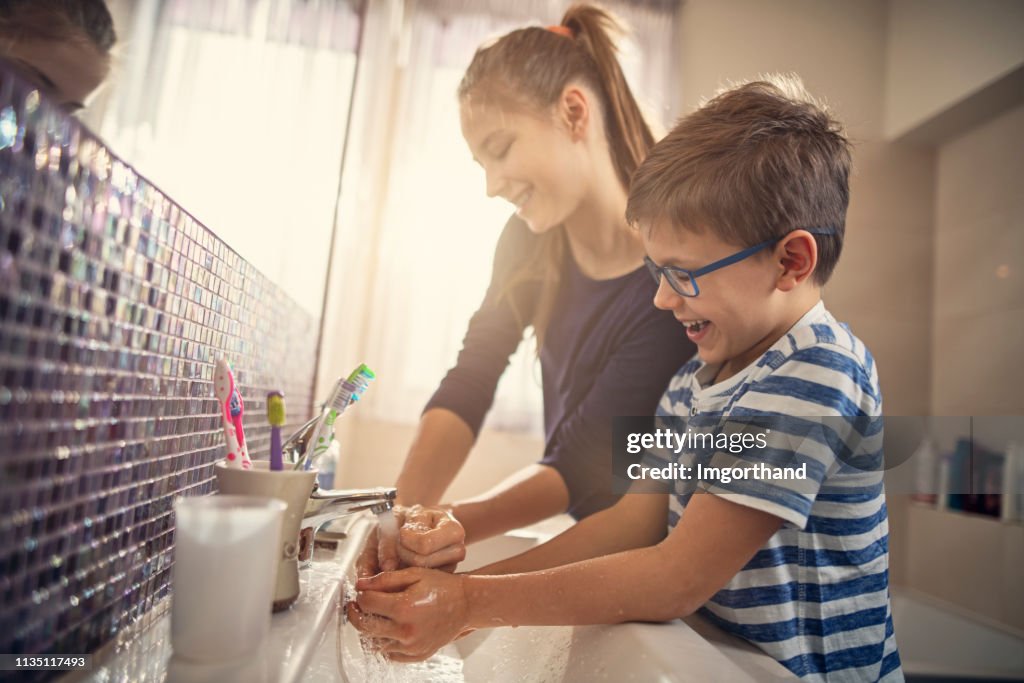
[547,25,574,38]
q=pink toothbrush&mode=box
[214,357,252,469]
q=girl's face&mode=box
[460,97,589,234]
[1,35,109,114]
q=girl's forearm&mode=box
[463,544,696,628]
[396,409,475,506]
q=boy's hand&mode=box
[356,525,400,577]
[398,505,466,572]
[347,567,470,662]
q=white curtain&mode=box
[89,0,678,430]
[318,0,679,435]
[91,0,362,317]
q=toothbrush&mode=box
[297,379,354,471]
[346,364,375,394]
[267,391,285,471]
[296,365,375,471]
[214,357,252,469]
[229,383,251,468]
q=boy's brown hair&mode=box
[626,74,851,284]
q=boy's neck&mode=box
[713,291,823,385]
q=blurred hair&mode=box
[459,3,654,347]
[0,0,116,54]
[627,73,852,285]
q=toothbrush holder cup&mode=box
[215,461,318,612]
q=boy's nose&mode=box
[652,277,683,311]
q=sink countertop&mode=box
[65,517,373,683]
[63,515,796,683]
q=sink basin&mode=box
[303,527,796,682]
[77,517,794,682]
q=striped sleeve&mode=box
[700,344,880,529]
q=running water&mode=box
[376,507,399,571]
[377,507,399,547]
[337,520,466,683]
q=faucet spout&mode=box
[302,484,397,544]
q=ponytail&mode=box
[561,5,654,189]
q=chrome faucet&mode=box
[301,483,396,562]
[281,414,321,466]
[284,414,396,555]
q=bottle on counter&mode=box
[910,436,939,505]
[1001,442,1024,523]
[317,440,340,490]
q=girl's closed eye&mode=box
[494,141,513,160]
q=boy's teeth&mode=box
[684,320,709,331]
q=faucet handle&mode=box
[309,484,396,511]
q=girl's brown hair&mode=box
[458,3,654,347]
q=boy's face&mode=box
[644,221,789,379]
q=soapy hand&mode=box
[397,505,466,571]
[357,505,466,578]
[347,567,470,662]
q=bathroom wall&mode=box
[0,67,319,660]
[884,0,1024,142]
[931,103,1024,417]
[900,102,1024,634]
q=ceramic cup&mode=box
[215,461,318,611]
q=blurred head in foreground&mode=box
[0,0,116,113]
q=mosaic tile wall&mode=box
[0,63,320,663]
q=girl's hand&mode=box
[347,567,470,662]
[357,505,466,577]
[398,505,466,571]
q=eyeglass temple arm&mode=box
[689,227,835,278]
[690,240,775,277]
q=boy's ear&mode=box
[774,231,818,291]
[558,85,590,141]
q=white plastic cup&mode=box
[171,495,287,663]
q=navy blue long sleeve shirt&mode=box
[424,216,695,518]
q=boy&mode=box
[351,74,903,682]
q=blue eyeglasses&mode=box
[644,227,836,297]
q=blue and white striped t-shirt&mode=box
[653,301,902,682]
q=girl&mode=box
[383,4,692,569]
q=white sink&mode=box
[77,519,795,682]
[303,528,797,683]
